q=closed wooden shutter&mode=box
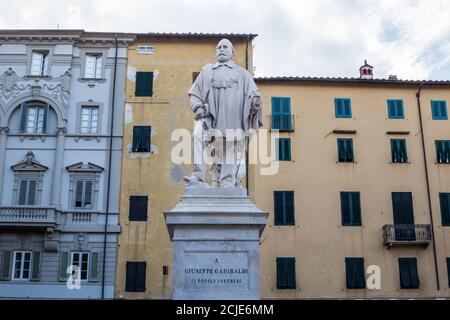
[135,72,153,97]
[129,196,148,221]
[274,192,283,225]
[276,258,286,289]
[446,258,450,288]
[126,261,146,292]
[351,192,362,226]
[286,258,296,289]
[285,191,295,225]
[58,251,69,281]
[341,192,350,225]
[1,251,12,281]
[89,252,100,282]
[440,193,450,226]
[30,251,41,281]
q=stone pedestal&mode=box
[164,188,268,300]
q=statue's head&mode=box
[216,38,234,63]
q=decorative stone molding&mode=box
[0,67,71,112]
[66,162,104,210]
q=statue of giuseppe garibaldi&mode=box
[183,38,263,188]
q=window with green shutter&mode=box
[1,251,12,281]
[274,191,295,226]
[345,258,365,289]
[436,140,450,163]
[399,258,420,289]
[340,192,362,226]
[30,251,41,281]
[135,72,153,97]
[391,139,408,163]
[271,97,292,131]
[431,100,448,120]
[89,252,100,282]
[276,257,296,289]
[276,138,291,161]
[440,193,450,226]
[132,126,151,153]
[337,138,354,163]
[58,250,69,281]
[129,196,148,221]
[387,100,405,119]
[335,98,352,118]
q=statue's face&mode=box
[216,39,234,63]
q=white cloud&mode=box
[1,0,449,79]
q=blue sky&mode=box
[1,0,449,80]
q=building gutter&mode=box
[101,34,119,299]
[245,36,250,196]
[416,84,440,290]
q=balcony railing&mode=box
[270,114,295,132]
[0,206,59,228]
[383,224,432,247]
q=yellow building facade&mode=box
[116,33,450,299]
[116,33,254,299]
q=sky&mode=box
[1,0,450,80]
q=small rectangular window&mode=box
[436,140,450,163]
[276,257,296,289]
[337,138,354,162]
[74,180,93,209]
[388,99,405,119]
[391,139,408,163]
[340,192,362,226]
[80,106,99,134]
[345,258,365,289]
[85,54,102,79]
[335,98,352,118]
[30,51,49,76]
[399,258,420,289]
[276,138,291,161]
[18,179,37,205]
[126,261,146,292]
[272,97,292,131]
[12,251,32,280]
[129,196,148,221]
[274,191,295,226]
[440,193,450,226]
[132,126,151,152]
[135,72,153,97]
[71,252,89,281]
[431,100,448,120]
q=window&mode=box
[84,54,102,79]
[12,251,32,280]
[25,106,46,133]
[132,126,151,152]
[126,261,146,292]
[340,192,362,226]
[129,196,148,221]
[345,258,365,289]
[398,258,420,289]
[274,191,295,226]
[74,180,93,209]
[30,51,49,76]
[135,72,153,97]
[272,97,292,131]
[436,140,450,163]
[337,138,354,162]
[80,106,99,134]
[391,139,408,163]
[431,100,448,120]
[18,179,37,205]
[388,99,404,119]
[335,98,352,118]
[276,257,296,289]
[440,193,450,226]
[276,138,291,161]
[71,252,89,281]
[447,258,450,288]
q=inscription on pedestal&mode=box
[184,252,249,290]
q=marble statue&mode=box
[183,39,263,188]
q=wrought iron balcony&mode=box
[270,114,295,132]
[0,206,59,228]
[383,224,432,247]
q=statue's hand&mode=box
[195,107,207,120]
[251,97,261,115]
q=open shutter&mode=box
[20,103,27,132]
[42,104,49,133]
[352,193,362,226]
[285,191,295,225]
[276,258,287,289]
[58,251,70,281]
[1,251,12,281]
[89,252,100,282]
[30,251,41,281]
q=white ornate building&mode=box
[0,30,133,298]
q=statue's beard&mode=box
[216,53,231,63]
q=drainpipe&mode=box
[416,84,440,290]
[245,36,250,196]
[102,34,119,299]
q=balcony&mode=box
[0,206,59,229]
[383,224,432,247]
[270,114,295,132]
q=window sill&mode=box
[24,75,51,79]
[79,77,106,82]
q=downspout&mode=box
[416,84,440,290]
[102,34,119,299]
[245,36,250,196]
